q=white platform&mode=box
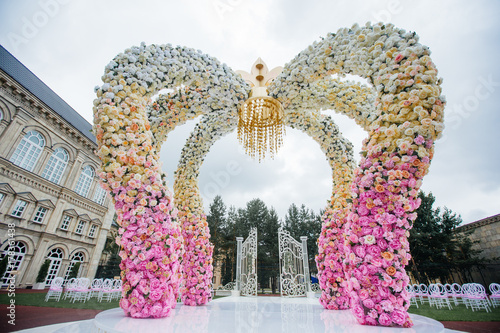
[17,296,463,333]
[90,296,447,333]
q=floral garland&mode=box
[173,113,238,305]
[269,22,445,327]
[94,43,248,317]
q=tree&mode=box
[68,262,81,280]
[220,206,239,285]
[36,259,50,283]
[260,207,281,293]
[97,253,121,279]
[207,195,227,260]
[284,203,322,274]
[0,255,7,279]
[408,191,486,283]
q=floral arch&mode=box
[94,22,445,327]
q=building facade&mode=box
[452,213,500,286]
[0,46,115,288]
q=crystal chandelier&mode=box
[237,59,284,162]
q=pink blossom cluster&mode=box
[344,137,433,327]
[316,207,350,310]
[113,182,184,318]
[178,207,214,306]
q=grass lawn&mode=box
[0,292,227,310]
[0,292,119,310]
[408,301,500,322]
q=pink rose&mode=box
[151,302,163,317]
[354,245,366,258]
[392,310,407,326]
[352,304,365,321]
[363,298,375,309]
[378,312,392,326]
[120,298,130,311]
[367,245,381,257]
[149,288,163,301]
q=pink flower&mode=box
[151,303,163,317]
[352,304,365,321]
[378,312,392,326]
[363,298,375,309]
[391,310,407,326]
[149,288,162,301]
[414,135,425,145]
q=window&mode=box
[0,109,3,121]
[41,148,69,184]
[88,224,98,238]
[0,193,5,205]
[75,220,85,234]
[11,200,27,217]
[60,215,72,230]
[10,131,45,172]
[32,206,48,223]
[64,252,85,281]
[45,248,63,286]
[93,186,107,205]
[74,166,94,197]
[1,241,26,288]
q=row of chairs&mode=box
[406,282,500,312]
[45,277,122,303]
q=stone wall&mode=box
[454,214,500,287]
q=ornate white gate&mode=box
[278,227,311,297]
[236,227,257,296]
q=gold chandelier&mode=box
[237,59,284,162]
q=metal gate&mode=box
[278,227,311,297]
[236,227,257,296]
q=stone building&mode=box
[0,45,115,288]
[453,213,500,286]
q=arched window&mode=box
[93,185,107,205]
[64,251,85,281]
[74,166,94,197]
[0,109,3,121]
[1,241,27,287]
[41,147,69,184]
[10,131,45,172]
[1,241,26,286]
[45,248,63,286]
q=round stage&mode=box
[88,296,446,333]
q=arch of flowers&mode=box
[94,22,445,327]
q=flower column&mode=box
[316,162,353,310]
[94,92,184,318]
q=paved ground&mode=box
[440,321,500,333]
[0,305,102,332]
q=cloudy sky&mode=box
[0,0,499,224]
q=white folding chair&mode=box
[428,283,453,310]
[464,283,491,312]
[45,277,64,302]
[71,278,90,303]
[405,284,419,308]
[450,283,463,305]
[489,283,500,308]
[63,278,78,300]
[98,278,114,302]
[88,278,104,300]
[418,283,429,304]
[112,279,122,300]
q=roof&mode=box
[0,45,96,144]
[455,213,500,232]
